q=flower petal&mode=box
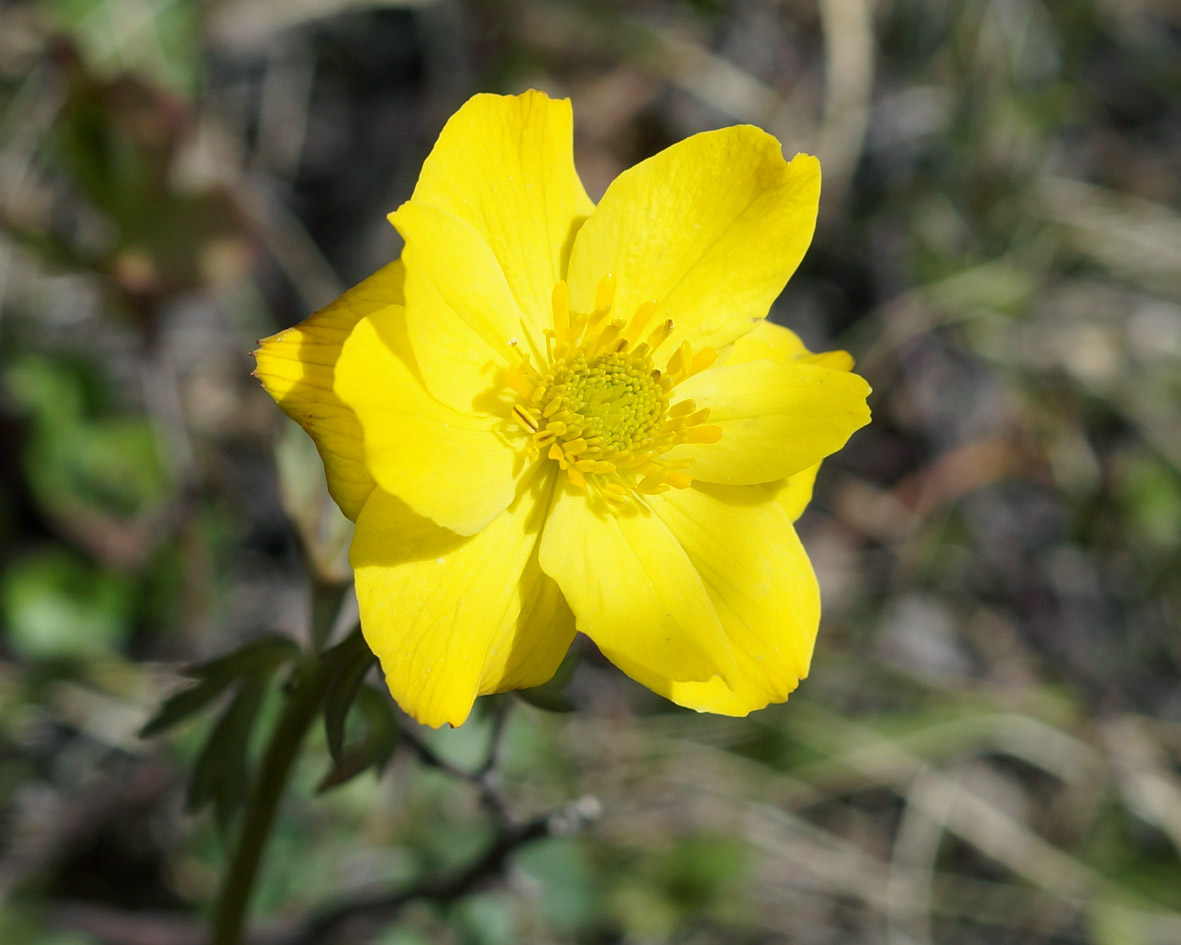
[390,201,523,414]
[721,319,859,516]
[538,484,737,688]
[351,470,574,729]
[632,483,820,715]
[334,297,519,536]
[408,90,594,342]
[725,318,855,371]
[772,465,821,522]
[253,262,405,521]
[724,317,809,365]
[669,359,871,484]
[566,128,820,350]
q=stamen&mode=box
[622,300,658,346]
[506,364,535,400]
[508,276,726,500]
[595,273,616,313]
[646,319,675,354]
[689,346,718,378]
[512,404,539,433]
[591,320,625,356]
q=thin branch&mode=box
[397,701,514,825]
[282,815,549,945]
[275,794,600,945]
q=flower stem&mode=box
[209,607,362,945]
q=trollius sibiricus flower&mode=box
[255,91,871,727]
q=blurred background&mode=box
[2,0,1180,943]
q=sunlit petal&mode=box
[351,469,572,728]
[567,128,820,350]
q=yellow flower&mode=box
[255,91,870,728]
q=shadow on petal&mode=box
[253,260,407,521]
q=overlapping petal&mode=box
[407,90,595,341]
[669,359,871,484]
[351,469,574,729]
[723,317,809,366]
[725,317,856,372]
[566,128,820,351]
[333,304,519,535]
[538,484,738,688]
[773,465,822,522]
[256,258,519,534]
[721,318,860,517]
[390,202,523,414]
[253,262,404,521]
[618,483,819,715]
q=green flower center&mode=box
[552,353,664,453]
[507,275,724,501]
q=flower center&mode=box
[551,353,663,452]
[507,274,722,502]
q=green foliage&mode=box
[188,677,269,830]
[1117,453,1181,552]
[139,635,301,830]
[317,685,399,793]
[513,647,581,714]
[321,633,379,761]
[0,906,94,945]
[43,0,205,93]
[654,835,748,912]
[1,548,134,660]
[515,837,603,933]
[140,635,298,732]
[6,354,169,521]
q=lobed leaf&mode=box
[322,642,378,762]
[317,685,399,793]
[183,634,302,683]
[139,676,232,738]
[187,680,268,831]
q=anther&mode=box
[646,319,674,352]
[623,300,658,345]
[512,405,539,432]
[594,273,617,313]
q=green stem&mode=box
[209,664,323,945]
[210,618,364,945]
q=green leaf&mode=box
[0,548,134,660]
[184,634,302,684]
[322,642,377,762]
[140,635,300,739]
[139,675,232,738]
[513,647,581,713]
[550,648,582,687]
[317,685,399,793]
[187,680,267,831]
[514,686,576,714]
[5,354,171,522]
